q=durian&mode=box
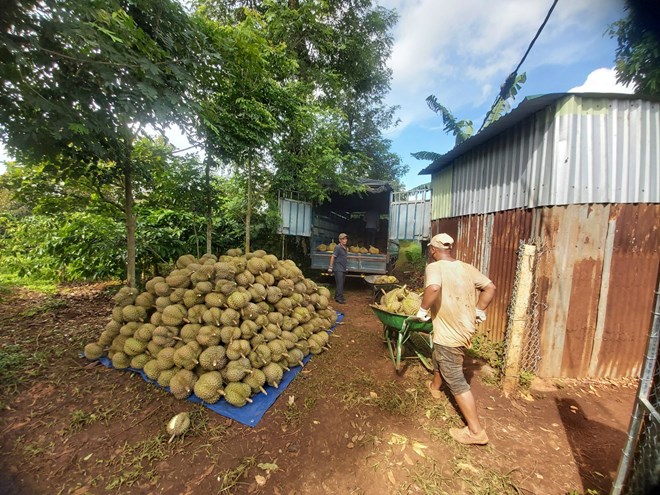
[166,411,191,443]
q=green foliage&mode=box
[0,345,29,393]
[609,2,660,95]
[518,370,535,390]
[394,241,426,273]
[466,332,505,375]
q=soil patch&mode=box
[0,278,636,494]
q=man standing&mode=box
[415,233,496,445]
[328,233,349,304]
[364,210,380,247]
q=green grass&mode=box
[0,344,29,395]
[466,332,505,373]
[0,273,58,294]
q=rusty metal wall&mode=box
[433,203,660,378]
[432,209,533,344]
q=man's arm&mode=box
[421,284,440,311]
[476,282,496,310]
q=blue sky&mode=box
[379,0,632,189]
[1,0,633,186]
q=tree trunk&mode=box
[123,161,137,288]
[244,157,252,254]
[204,150,213,255]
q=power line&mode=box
[478,0,559,132]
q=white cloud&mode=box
[568,67,634,93]
[381,0,626,134]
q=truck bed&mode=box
[310,252,387,274]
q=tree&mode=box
[609,0,660,95]
[0,0,205,287]
[198,0,405,201]
[191,10,301,253]
[412,73,527,163]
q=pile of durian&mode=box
[316,240,336,252]
[316,241,380,254]
[373,275,398,284]
[349,245,380,254]
[83,249,337,408]
[376,286,423,316]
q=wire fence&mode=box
[502,239,546,382]
[611,282,660,495]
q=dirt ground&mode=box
[0,278,637,495]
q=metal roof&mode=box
[419,92,659,175]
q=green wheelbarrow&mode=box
[370,305,434,372]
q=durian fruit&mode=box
[368,245,380,254]
[194,371,225,404]
[166,411,191,443]
[169,369,197,400]
[222,359,252,383]
[130,353,151,370]
[243,368,268,395]
[156,347,176,371]
[173,341,201,370]
[111,351,130,369]
[262,362,284,388]
[359,247,368,254]
[124,337,147,356]
[401,292,422,315]
[162,304,187,326]
[113,287,139,307]
[317,243,327,252]
[157,368,178,388]
[199,345,227,371]
[349,245,360,253]
[223,382,253,407]
[143,359,161,381]
[327,239,337,252]
[84,342,104,360]
[220,326,241,345]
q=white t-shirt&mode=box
[424,260,492,347]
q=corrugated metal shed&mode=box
[423,94,660,217]
[424,93,660,378]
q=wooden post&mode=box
[503,244,537,397]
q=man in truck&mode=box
[328,233,349,304]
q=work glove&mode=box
[412,307,431,322]
[328,266,333,273]
[476,308,486,324]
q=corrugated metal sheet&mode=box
[432,204,659,378]
[431,167,453,220]
[277,197,313,237]
[439,95,660,218]
[432,209,532,343]
[389,189,432,240]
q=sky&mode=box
[378,0,632,189]
[0,0,633,188]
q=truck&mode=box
[278,179,432,275]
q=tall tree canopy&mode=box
[198,0,406,200]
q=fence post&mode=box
[503,243,537,396]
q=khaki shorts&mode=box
[432,344,470,396]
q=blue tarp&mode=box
[94,313,344,427]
